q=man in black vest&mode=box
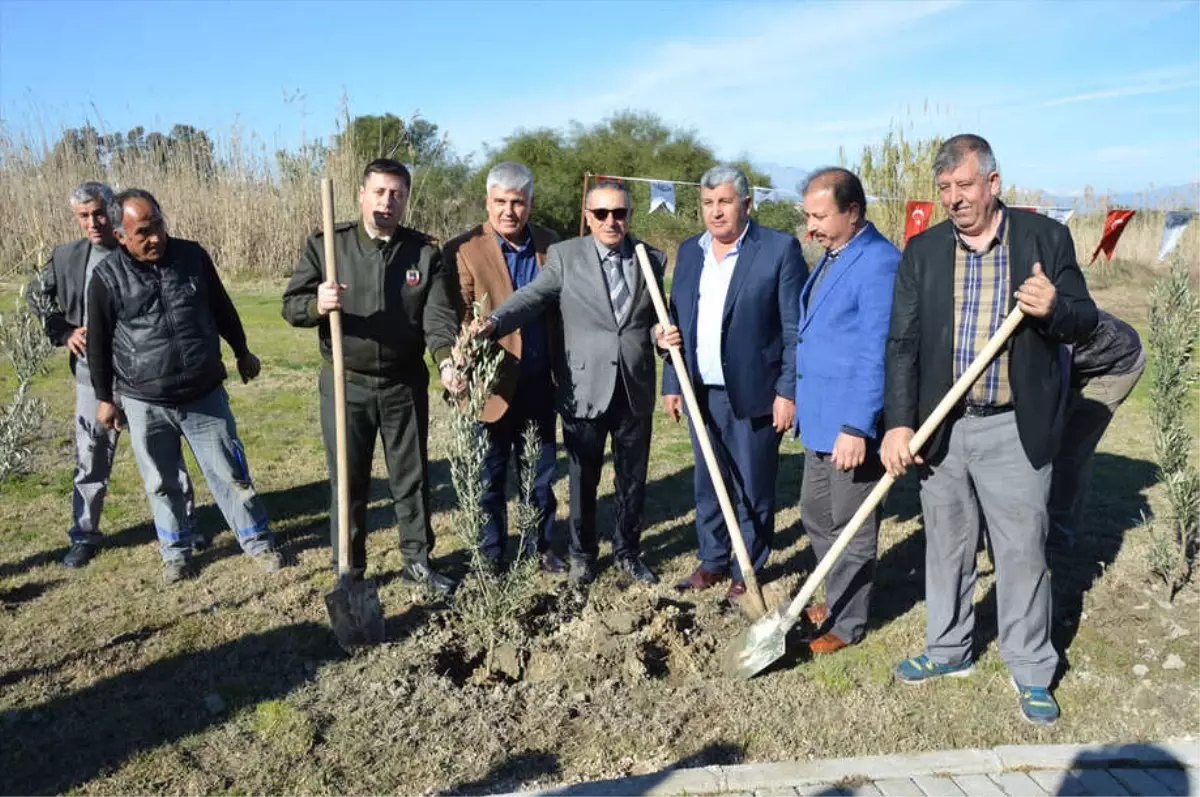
[282,159,459,594]
[28,181,194,568]
[87,189,282,584]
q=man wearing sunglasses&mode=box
[473,181,667,587]
[658,165,807,602]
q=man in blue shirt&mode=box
[443,162,564,573]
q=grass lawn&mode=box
[0,279,1196,795]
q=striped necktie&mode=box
[604,249,631,325]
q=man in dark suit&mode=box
[660,165,807,601]
[881,134,1097,726]
[443,162,564,574]
[794,167,900,654]
[474,181,667,586]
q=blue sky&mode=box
[1,0,1197,196]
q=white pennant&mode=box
[1045,207,1075,224]
[752,187,775,208]
[1158,211,1196,262]
[648,181,676,214]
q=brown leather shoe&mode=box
[804,603,829,627]
[675,566,728,592]
[808,632,849,655]
[725,579,746,600]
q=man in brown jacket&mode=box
[443,161,565,573]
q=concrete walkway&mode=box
[505,741,1198,796]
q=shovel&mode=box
[320,176,384,651]
[634,243,768,617]
[724,305,1026,679]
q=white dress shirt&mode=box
[695,223,749,386]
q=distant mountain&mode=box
[758,162,810,195]
[760,163,1198,211]
[1107,183,1199,210]
[1010,183,1199,211]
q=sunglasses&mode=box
[588,207,628,222]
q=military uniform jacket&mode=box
[282,221,459,382]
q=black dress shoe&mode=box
[615,554,659,584]
[568,559,597,586]
[62,542,98,569]
[401,560,456,596]
[539,551,568,574]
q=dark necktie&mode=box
[604,250,631,325]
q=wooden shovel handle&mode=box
[634,243,767,616]
[778,306,1027,628]
[321,178,352,576]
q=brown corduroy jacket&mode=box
[443,221,560,422]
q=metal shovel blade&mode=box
[721,604,791,680]
[324,575,385,653]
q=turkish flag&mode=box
[903,200,934,244]
[1089,209,1136,264]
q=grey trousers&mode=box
[801,449,884,644]
[1049,359,1145,541]
[920,411,1058,687]
[123,387,274,564]
[69,368,194,545]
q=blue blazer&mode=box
[663,220,807,419]
[794,222,900,453]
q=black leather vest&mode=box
[95,239,226,404]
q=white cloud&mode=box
[1038,78,1199,108]
[448,0,963,159]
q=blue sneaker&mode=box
[1012,679,1060,725]
[894,653,974,683]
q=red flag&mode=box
[595,175,624,184]
[1011,205,1037,212]
[903,200,934,244]
[1089,209,1136,264]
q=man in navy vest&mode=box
[87,189,281,584]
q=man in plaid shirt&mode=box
[880,135,1098,725]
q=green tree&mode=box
[477,110,797,254]
[337,113,443,164]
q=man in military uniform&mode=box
[282,159,459,594]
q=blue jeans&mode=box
[479,373,558,561]
[69,364,195,545]
[123,386,274,563]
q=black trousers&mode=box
[319,367,434,570]
[560,373,651,563]
[800,449,884,644]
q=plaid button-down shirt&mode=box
[952,209,1012,406]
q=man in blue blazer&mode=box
[660,165,807,601]
[794,167,900,654]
